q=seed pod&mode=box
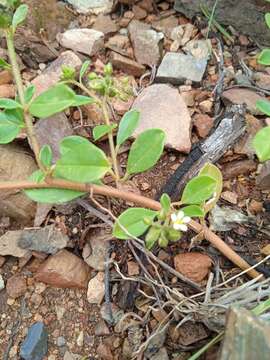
[158,232,169,248]
[166,228,182,242]
[88,72,98,80]
[104,63,113,76]
[145,226,161,250]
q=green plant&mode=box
[253,7,270,163]
[0,1,221,253]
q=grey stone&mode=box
[35,112,73,163]
[0,231,30,258]
[83,237,109,271]
[20,322,48,360]
[183,39,211,60]
[32,51,82,96]
[174,0,270,46]
[57,336,66,347]
[151,347,169,360]
[17,225,68,254]
[128,20,163,66]
[156,52,207,85]
[0,275,4,291]
[57,29,104,56]
[66,0,113,14]
[144,330,167,359]
[132,84,192,153]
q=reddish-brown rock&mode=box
[223,159,257,179]
[222,88,264,115]
[6,274,27,298]
[193,114,214,138]
[110,52,145,77]
[0,84,15,98]
[35,250,91,289]
[174,253,212,283]
[0,70,13,85]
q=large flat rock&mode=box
[132,84,192,153]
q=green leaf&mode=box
[0,98,22,109]
[3,108,24,125]
[12,4,28,30]
[181,175,217,205]
[54,136,111,183]
[0,12,12,28]
[25,170,85,204]
[72,95,94,107]
[93,124,116,141]
[24,84,35,103]
[199,163,223,213]
[29,84,76,118]
[79,60,90,83]
[182,205,204,217]
[0,113,20,143]
[145,226,161,249]
[160,193,171,213]
[113,208,157,240]
[256,99,270,116]
[0,58,11,70]
[39,145,52,168]
[258,49,270,66]
[116,109,140,147]
[265,13,270,29]
[252,126,270,162]
[127,129,165,175]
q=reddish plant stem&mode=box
[0,178,261,279]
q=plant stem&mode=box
[102,96,120,184]
[5,30,44,171]
[65,80,101,104]
[0,178,264,280]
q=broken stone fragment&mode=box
[132,84,192,153]
[87,272,105,304]
[35,250,91,288]
[156,52,208,85]
[256,160,270,190]
[57,29,104,56]
[6,274,27,299]
[20,322,48,360]
[66,0,113,14]
[32,51,82,96]
[222,88,265,115]
[110,52,146,77]
[174,252,212,283]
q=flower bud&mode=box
[104,63,113,76]
[145,226,161,250]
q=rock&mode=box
[222,89,264,115]
[133,5,147,20]
[144,329,167,359]
[249,199,263,214]
[127,261,140,276]
[6,274,27,298]
[129,20,163,66]
[82,232,109,271]
[87,272,105,304]
[55,305,66,321]
[0,70,13,85]
[57,29,104,56]
[221,191,238,205]
[64,352,81,360]
[76,331,84,347]
[254,72,270,90]
[0,84,15,98]
[57,336,66,347]
[174,0,270,46]
[0,255,5,267]
[32,51,82,96]
[97,343,113,360]
[209,205,249,232]
[35,249,91,288]
[0,144,37,223]
[132,84,192,153]
[0,275,4,291]
[151,347,169,360]
[223,159,257,179]
[156,52,208,85]
[95,319,110,336]
[152,16,179,38]
[35,112,73,163]
[93,14,119,35]
[256,160,270,190]
[174,253,212,283]
[20,322,48,360]
[183,39,211,60]
[110,52,145,77]
[66,0,113,14]
[0,231,30,258]
[17,225,68,255]
[193,114,214,138]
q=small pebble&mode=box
[57,336,66,347]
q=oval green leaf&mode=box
[72,95,94,107]
[79,60,91,83]
[24,84,35,103]
[265,13,270,29]
[160,193,171,213]
[0,98,22,109]
[252,126,270,162]
[256,99,270,116]
[127,129,165,175]
[182,205,204,217]
[258,49,270,66]
[12,4,28,30]
[0,116,20,143]
[25,170,85,203]
[54,135,111,183]
[39,145,52,168]
[181,175,217,205]
[93,124,116,141]
[113,207,157,240]
[116,109,140,147]
[29,84,75,118]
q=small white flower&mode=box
[171,210,191,232]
